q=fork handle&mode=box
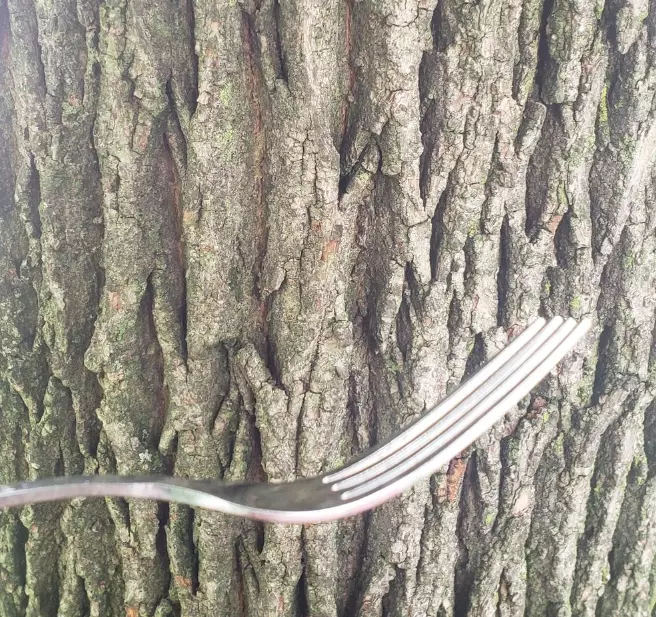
[0,476,187,509]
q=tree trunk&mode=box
[1,0,655,614]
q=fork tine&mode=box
[323,317,548,484]
[362,318,592,503]
[339,318,589,501]
[329,317,562,491]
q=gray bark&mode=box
[0,0,655,615]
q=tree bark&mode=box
[1,0,655,615]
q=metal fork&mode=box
[0,316,589,523]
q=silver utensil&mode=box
[0,316,590,523]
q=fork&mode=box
[0,316,589,523]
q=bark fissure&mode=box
[272,0,288,84]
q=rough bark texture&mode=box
[1,0,655,615]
